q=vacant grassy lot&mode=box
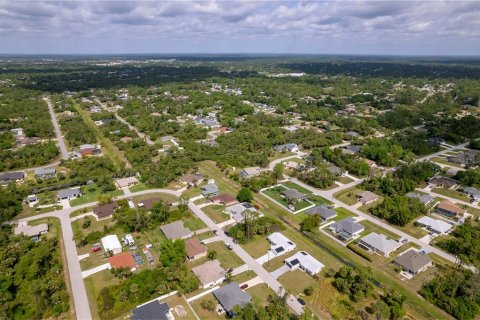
[206,241,244,269]
[191,293,225,320]
[70,185,123,206]
[278,269,318,295]
[282,181,313,194]
[203,204,230,223]
[333,187,360,205]
[432,187,470,202]
[338,176,354,184]
[247,284,276,306]
[241,235,270,259]
[184,217,207,231]
[84,270,120,320]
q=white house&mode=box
[101,235,122,255]
[357,232,402,257]
[284,251,324,276]
[267,232,297,257]
[416,216,453,235]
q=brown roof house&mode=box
[180,173,203,187]
[394,249,432,275]
[185,237,207,261]
[93,202,119,219]
[210,193,238,206]
[435,200,466,219]
[108,252,137,271]
[138,198,161,211]
[357,190,379,205]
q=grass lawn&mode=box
[333,207,356,221]
[263,185,312,212]
[132,192,179,204]
[84,270,120,320]
[197,231,215,240]
[278,269,317,295]
[129,183,149,193]
[70,185,123,207]
[399,220,429,239]
[431,157,463,168]
[161,295,196,320]
[308,194,332,206]
[203,204,230,223]
[231,270,256,284]
[360,220,401,240]
[247,284,276,306]
[206,241,244,269]
[268,151,295,161]
[191,293,225,320]
[333,187,360,206]
[264,250,297,272]
[338,176,354,184]
[432,188,471,202]
[184,217,207,231]
[282,181,313,195]
[241,235,270,259]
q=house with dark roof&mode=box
[210,193,238,206]
[57,188,82,200]
[93,202,119,219]
[282,189,306,202]
[185,237,207,261]
[34,168,56,179]
[394,249,432,275]
[213,282,252,317]
[273,143,299,153]
[131,301,172,320]
[138,198,161,211]
[326,165,347,176]
[180,173,203,186]
[464,187,480,202]
[428,176,459,189]
[406,192,435,206]
[0,171,25,185]
[305,205,337,222]
[329,217,364,240]
[201,183,220,197]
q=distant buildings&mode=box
[34,168,56,179]
[57,188,82,200]
[240,167,263,179]
[273,143,299,153]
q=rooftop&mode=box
[131,301,171,320]
[192,259,226,286]
[108,252,136,269]
[185,237,207,257]
[394,249,432,273]
[213,282,252,313]
[160,221,192,240]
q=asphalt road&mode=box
[44,97,69,160]
[188,202,305,315]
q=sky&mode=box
[0,0,479,55]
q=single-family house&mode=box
[357,232,402,257]
[284,251,324,276]
[131,301,173,320]
[273,143,299,153]
[138,198,160,211]
[435,200,466,219]
[14,222,48,242]
[267,232,296,257]
[115,176,139,189]
[345,131,359,138]
[428,176,459,189]
[282,189,306,202]
[394,249,433,275]
[305,205,337,222]
[225,202,261,223]
[160,221,192,240]
[326,165,347,176]
[0,171,25,185]
[180,173,203,186]
[34,168,56,179]
[342,145,362,155]
[357,190,379,205]
[213,282,252,317]
[108,252,136,271]
[416,216,453,234]
[406,192,435,206]
[57,188,82,200]
[329,217,365,240]
[284,161,299,170]
[185,237,207,261]
[210,193,238,206]
[192,259,226,289]
[93,202,119,219]
[101,235,122,255]
[201,183,220,197]
[284,125,299,132]
[464,187,480,202]
[239,167,262,179]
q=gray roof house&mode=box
[131,301,172,320]
[305,205,337,221]
[240,167,262,179]
[282,189,306,202]
[273,143,299,153]
[160,221,192,240]
[394,249,433,275]
[358,190,379,205]
[357,232,402,257]
[326,165,345,176]
[34,168,56,178]
[57,188,82,200]
[464,187,480,201]
[213,282,252,316]
[406,192,435,205]
[329,217,364,240]
[0,172,25,184]
[225,202,261,223]
[201,183,220,197]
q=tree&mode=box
[82,217,92,229]
[300,214,321,232]
[97,194,112,205]
[273,163,284,181]
[304,286,314,296]
[151,201,169,224]
[237,187,253,203]
[371,300,390,320]
[207,250,217,260]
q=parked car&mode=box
[92,246,101,253]
[224,231,230,237]
[240,284,249,290]
[226,243,233,250]
[214,230,219,235]
[297,298,306,305]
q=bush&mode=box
[304,286,314,296]
[347,243,373,262]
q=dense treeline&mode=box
[361,138,414,166]
[392,130,441,156]
[59,116,97,147]
[370,196,427,226]
[0,225,69,319]
[421,267,480,320]
[0,142,59,171]
[313,147,371,177]
[0,185,25,223]
[230,216,284,243]
[437,220,480,268]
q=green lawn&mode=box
[241,235,270,259]
[247,284,276,306]
[399,220,429,239]
[333,187,360,206]
[70,185,123,207]
[203,204,230,223]
[191,293,225,320]
[432,188,471,202]
[359,220,401,240]
[282,181,313,195]
[263,185,312,212]
[129,183,149,193]
[206,241,244,269]
[132,192,179,204]
[278,269,318,295]
[84,270,120,320]
[333,207,356,221]
[184,217,207,231]
[268,151,295,161]
[338,176,354,184]
[308,195,332,206]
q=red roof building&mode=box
[108,252,136,270]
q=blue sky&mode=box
[0,1,479,55]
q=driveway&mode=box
[82,263,110,279]
[271,265,290,279]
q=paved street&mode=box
[188,201,305,315]
[44,96,69,160]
